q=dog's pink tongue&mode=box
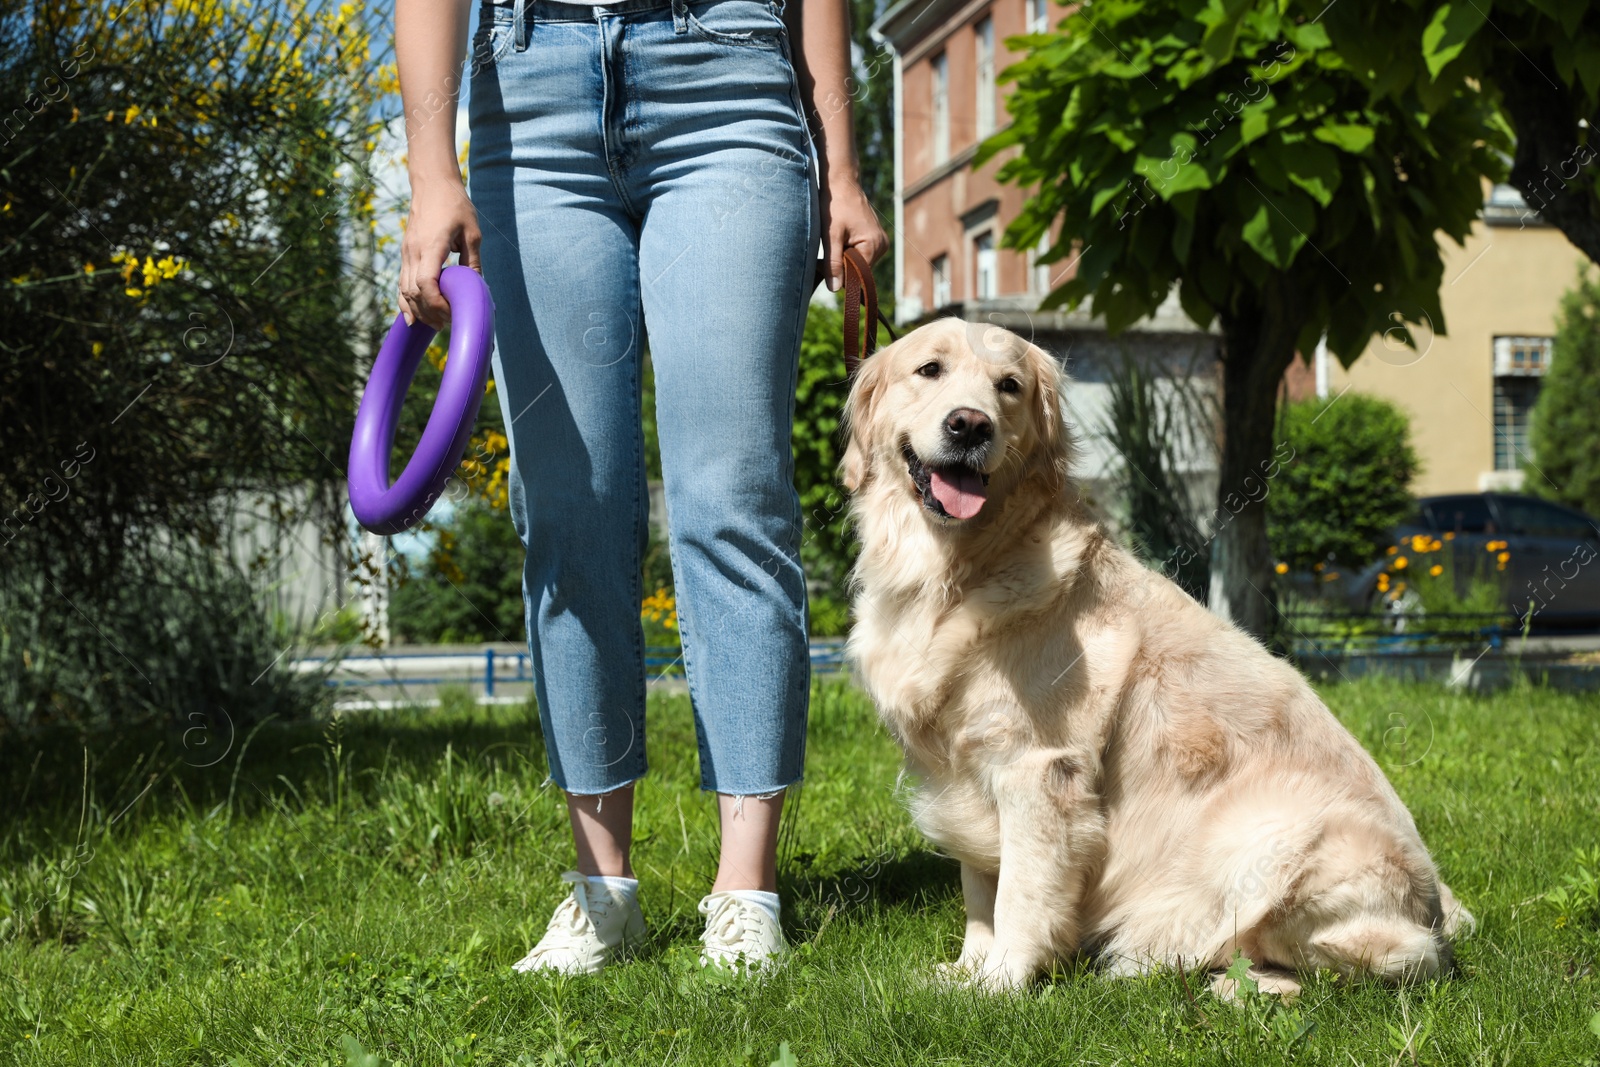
[930,468,987,519]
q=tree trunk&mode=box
[1209,287,1303,642]
[1498,47,1600,266]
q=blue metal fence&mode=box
[306,639,849,695]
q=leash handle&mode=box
[840,246,878,380]
[817,247,887,380]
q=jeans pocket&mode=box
[470,15,514,72]
[686,0,786,49]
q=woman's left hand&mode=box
[821,174,889,291]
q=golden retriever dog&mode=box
[839,317,1471,996]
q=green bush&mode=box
[1530,267,1600,518]
[1268,394,1419,570]
[389,503,527,645]
[0,547,329,734]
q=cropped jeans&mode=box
[467,0,817,795]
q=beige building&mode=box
[1312,185,1587,497]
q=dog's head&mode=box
[840,318,1069,527]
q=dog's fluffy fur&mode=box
[840,318,1470,995]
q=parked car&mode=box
[1339,494,1600,630]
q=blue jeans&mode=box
[468,0,817,795]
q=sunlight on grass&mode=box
[1,678,1597,1064]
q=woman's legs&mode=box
[473,0,815,951]
[569,787,782,893]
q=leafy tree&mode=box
[1299,0,1600,264]
[983,0,1502,638]
[1,0,389,726]
[1530,267,1600,516]
[1,0,389,597]
[1268,394,1419,571]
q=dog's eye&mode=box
[916,362,942,379]
[998,376,1021,394]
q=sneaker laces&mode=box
[533,872,610,952]
[699,894,764,956]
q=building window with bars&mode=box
[975,17,996,139]
[1029,0,1049,32]
[1491,336,1552,471]
[931,52,950,166]
[973,232,997,300]
[931,254,951,308]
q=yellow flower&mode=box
[1443,531,1455,541]
[1274,562,1288,575]
[1386,545,1399,555]
[124,104,141,124]
[92,341,104,357]
[1497,551,1510,564]
[1393,556,1408,570]
[1429,564,1443,577]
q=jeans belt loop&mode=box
[671,0,688,34]
[514,0,530,51]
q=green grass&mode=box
[2,678,1599,1065]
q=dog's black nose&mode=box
[944,407,993,448]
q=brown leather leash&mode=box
[815,246,897,381]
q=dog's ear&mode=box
[839,346,889,494]
[1025,342,1070,494]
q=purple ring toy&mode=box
[348,265,495,536]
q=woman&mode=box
[394,0,885,974]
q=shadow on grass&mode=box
[0,695,547,847]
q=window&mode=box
[1032,232,1052,295]
[931,255,951,308]
[973,231,996,300]
[1493,378,1540,470]
[1029,0,1049,33]
[975,17,996,139]
[1495,498,1597,542]
[931,53,950,165]
[1422,496,1495,535]
[1491,336,1552,470]
[1493,335,1552,376]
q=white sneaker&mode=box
[512,871,646,975]
[698,892,787,975]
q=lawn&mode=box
[2,677,1598,1066]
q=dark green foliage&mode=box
[792,301,854,634]
[1530,268,1600,517]
[1296,0,1600,265]
[1,0,384,597]
[0,547,330,734]
[1268,394,1419,570]
[390,503,527,646]
[984,0,1502,364]
[1100,356,1210,601]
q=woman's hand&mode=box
[784,0,889,290]
[398,178,482,328]
[821,172,889,291]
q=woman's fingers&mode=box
[398,190,481,328]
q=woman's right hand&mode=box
[398,178,483,329]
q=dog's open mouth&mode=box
[904,444,989,520]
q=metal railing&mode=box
[297,638,850,696]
